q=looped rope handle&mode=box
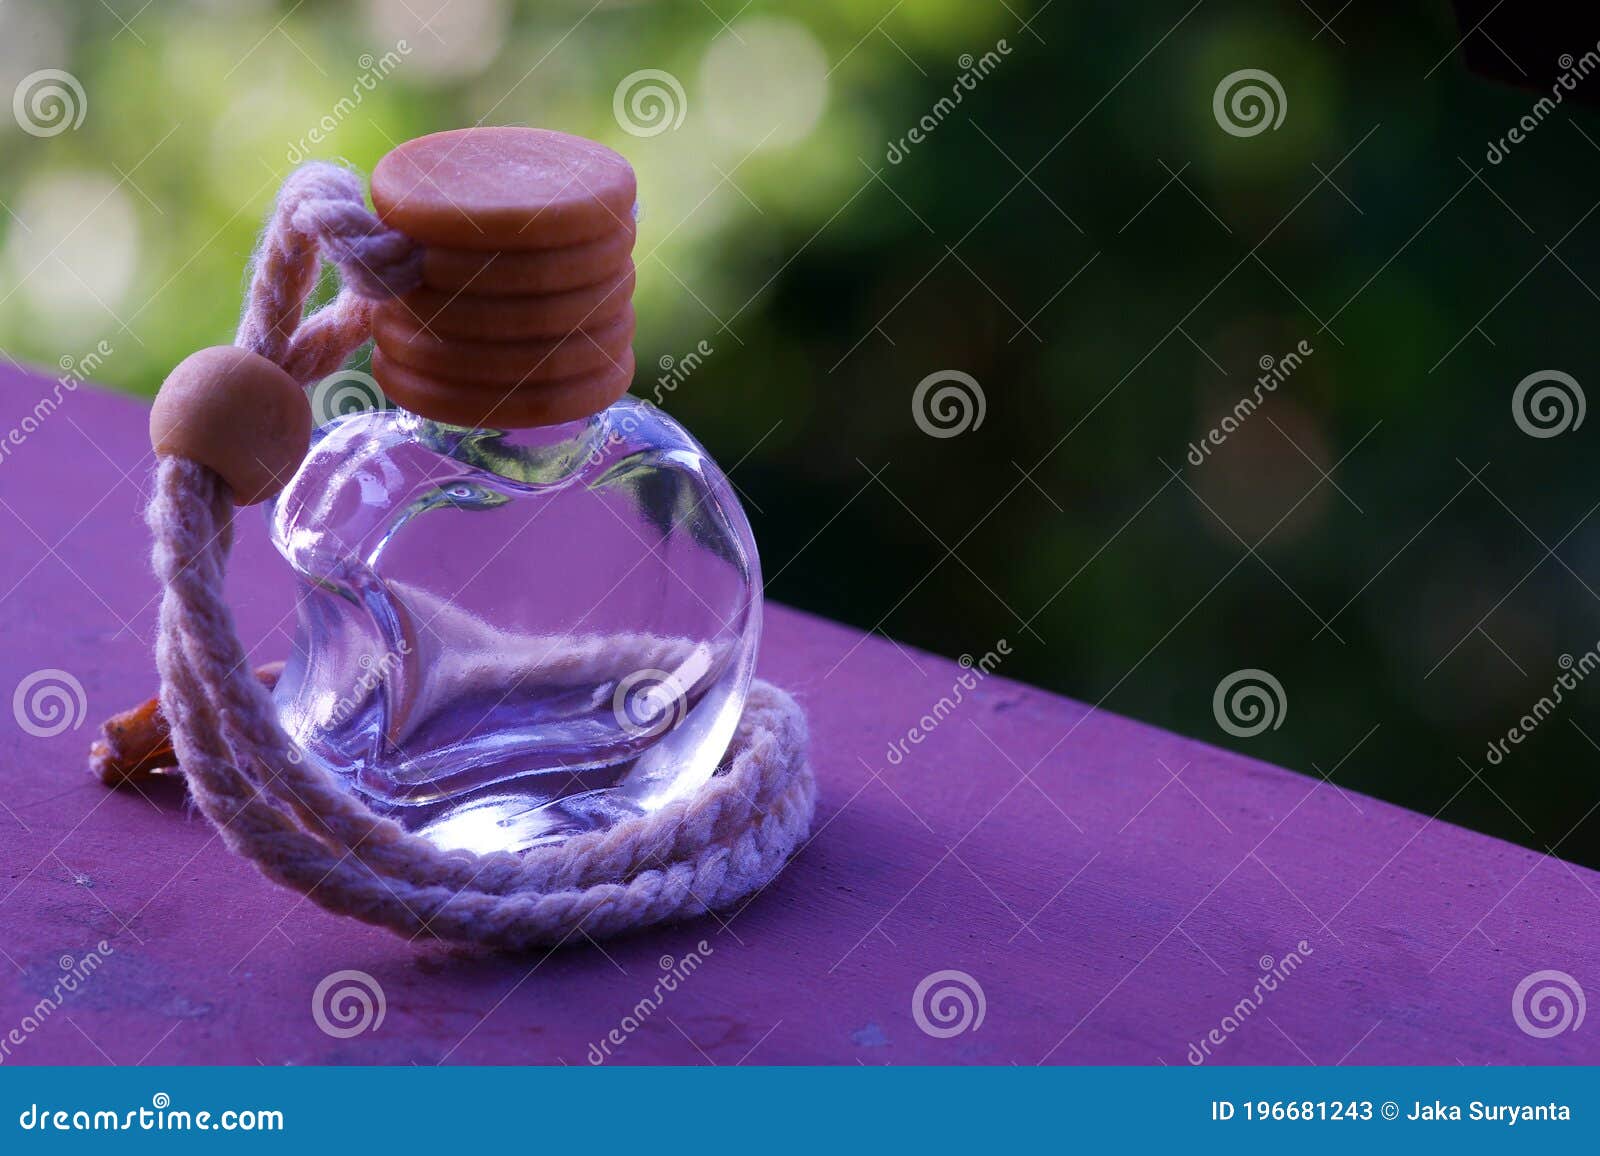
[235,163,422,383]
[148,163,815,950]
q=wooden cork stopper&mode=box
[380,263,635,342]
[373,348,635,430]
[369,127,639,428]
[420,223,635,295]
[150,346,310,505]
[371,127,635,250]
[374,304,635,386]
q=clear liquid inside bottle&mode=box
[268,397,761,854]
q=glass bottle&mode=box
[267,128,762,854]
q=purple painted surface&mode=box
[0,364,1596,1066]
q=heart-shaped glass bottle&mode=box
[268,128,761,853]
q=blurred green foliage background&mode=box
[4,1,1600,865]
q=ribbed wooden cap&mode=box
[369,127,637,428]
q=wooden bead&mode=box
[150,346,310,505]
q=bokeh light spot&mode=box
[698,17,829,150]
[364,0,507,82]
[4,171,140,335]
